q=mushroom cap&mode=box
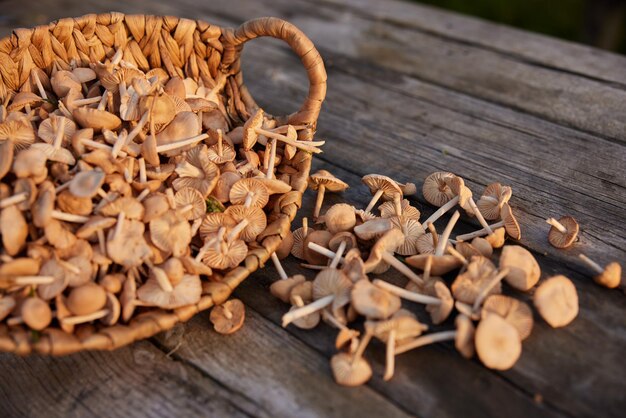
[594,262,621,288]
[482,295,534,340]
[406,253,462,276]
[99,196,145,220]
[51,70,81,96]
[13,178,37,211]
[99,273,124,294]
[312,269,352,306]
[156,111,201,155]
[137,274,202,309]
[21,298,52,331]
[44,218,76,250]
[107,219,151,268]
[13,147,47,178]
[210,299,245,334]
[415,232,439,255]
[69,170,106,198]
[149,210,192,257]
[201,238,248,270]
[142,194,171,223]
[290,223,309,260]
[76,216,117,239]
[228,178,269,208]
[379,199,420,220]
[477,183,512,220]
[67,283,107,316]
[270,275,307,303]
[548,216,579,248]
[499,245,541,291]
[362,174,402,200]
[289,303,321,329]
[341,248,368,283]
[275,229,295,260]
[308,170,349,192]
[0,296,16,322]
[454,314,476,359]
[0,257,40,277]
[199,212,236,240]
[8,91,43,111]
[0,141,13,180]
[37,259,70,300]
[351,279,401,319]
[471,237,493,257]
[172,145,220,197]
[289,280,314,305]
[0,118,35,150]
[390,216,425,256]
[484,227,506,248]
[368,310,428,343]
[328,232,358,253]
[303,230,333,265]
[1,204,28,256]
[38,115,76,146]
[426,281,454,325]
[455,241,483,259]
[500,203,521,240]
[353,218,392,241]
[324,203,356,234]
[174,187,206,220]
[73,107,122,132]
[364,228,404,273]
[212,172,242,203]
[451,256,499,304]
[224,205,267,242]
[180,255,213,277]
[146,164,175,181]
[534,275,578,328]
[101,292,121,326]
[255,178,292,195]
[139,93,176,126]
[422,171,456,206]
[330,352,372,387]
[242,108,265,149]
[475,313,522,370]
[64,256,94,287]
[444,175,473,211]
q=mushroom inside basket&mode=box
[0,14,326,355]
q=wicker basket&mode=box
[0,13,326,355]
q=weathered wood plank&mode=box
[153,313,412,418]
[0,341,259,418]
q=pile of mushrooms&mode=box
[0,49,321,343]
[269,171,623,386]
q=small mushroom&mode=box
[533,275,578,328]
[324,203,356,234]
[308,170,349,219]
[330,352,372,387]
[379,199,420,220]
[229,178,269,208]
[578,254,621,288]
[546,216,579,249]
[243,109,324,153]
[66,283,107,316]
[210,299,245,334]
[353,218,392,241]
[451,256,499,304]
[351,279,401,319]
[482,295,533,340]
[499,245,540,291]
[173,144,219,196]
[455,203,520,242]
[224,205,267,242]
[18,297,52,330]
[291,218,310,260]
[363,228,424,284]
[270,274,307,303]
[303,230,333,265]
[389,216,425,256]
[137,272,202,309]
[475,313,522,370]
[361,174,403,214]
[477,183,512,220]
[174,187,206,220]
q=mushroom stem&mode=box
[227,219,249,242]
[303,217,309,237]
[155,133,209,153]
[217,129,224,156]
[97,91,108,111]
[72,96,102,107]
[322,310,348,330]
[13,276,55,285]
[352,328,373,363]
[124,111,150,147]
[81,139,128,157]
[244,192,253,208]
[424,255,433,282]
[435,211,460,256]
[383,329,396,381]
[110,130,128,159]
[364,189,384,213]
[446,245,468,266]
[254,128,323,153]
[455,221,505,242]
[270,252,289,280]
[138,157,147,183]
[472,268,510,312]
[395,331,457,355]
[136,188,151,203]
[152,266,174,292]
[578,254,604,274]
[113,212,125,241]
[53,126,64,150]
[393,195,402,217]
[31,70,48,100]
[329,241,347,270]
[380,252,424,285]
[51,210,90,223]
[97,229,106,255]
[373,279,441,305]
[423,196,459,227]
[300,263,326,270]
[61,309,109,325]
[546,218,567,234]
[468,198,493,234]
[265,139,277,180]
[281,294,334,327]
[223,306,233,320]
[0,192,27,209]
[427,223,439,249]
[313,186,326,219]
[307,242,345,265]
[190,218,203,237]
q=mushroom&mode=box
[107,214,151,268]
[578,254,621,288]
[149,210,192,257]
[229,178,269,208]
[174,187,206,220]
[137,271,202,309]
[66,283,107,316]
[243,109,324,153]
[0,117,36,151]
[207,129,236,165]
[390,216,425,256]
[173,144,219,196]
[290,218,309,259]
[482,295,533,340]
[363,228,424,284]
[361,174,403,214]
[330,352,372,387]
[372,279,444,307]
[324,203,356,234]
[0,204,28,256]
[13,297,52,330]
[270,274,307,303]
[224,205,267,242]
[353,218,392,241]
[379,199,420,220]
[477,183,512,220]
[73,94,122,131]
[198,228,247,270]
[210,299,245,334]
[350,279,401,319]
[451,256,499,304]
[308,170,349,219]
[533,275,578,328]
[546,216,579,249]
[68,170,106,198]
[303,230,333,265]
[455,203,520,241]
[475,313,522,370]
[499,245,540,291]
[282,268,352,327]
[395,314,475,360]
[143,132,209,167]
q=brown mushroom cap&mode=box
[308,170,349,192]
[547,216,579,249]
[353,218,393,241]
[228,178,269,208]
[1,204,28,256]
[426,281,454,325]
[73,107,122,132]
[173,144,220,197]
[362,174,402,200]
[351,279,401,319]
[142,194,171,223]
[482,295,534,340]
[380,199,420,220]
[534,275,578,328]
[454,314,476,359]
[242,108,265,149]
[451,256,499,304]
[137,274,202,309]
[156,111,201,155]
[275,230,295,260]
[149,210,192,257]
[8,91,43,111]
[67,283,107,316]
[303,230,333,265]
[390,216,425,256]
[38,115,76,147]
[477,183,512,220]
[324,203,356,234]
[224,205,267,242]
[0,296,16,322]
[200,238,248,270]
[312,269,352,308]
[331,352,372,387]
[500,203,521,240]
[21,297,52,331]
[107,219,151,268]
[406,253,462,276]
[475,313,522,370]
[0,118,36,151]
[471,237,493,257]
[499,245,541,291]
[594,262,621,288]
[210,299,245,334]
[485,227,506,248]
[422,171,456,206]
[174,187,206,220]
[270,275,307,303]
[69,170,106,198]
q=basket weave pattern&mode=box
[0,13,326,355]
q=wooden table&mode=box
[1,0,625,417]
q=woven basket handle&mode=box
[222,17,327,126]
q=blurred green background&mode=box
[417,0,626,54]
